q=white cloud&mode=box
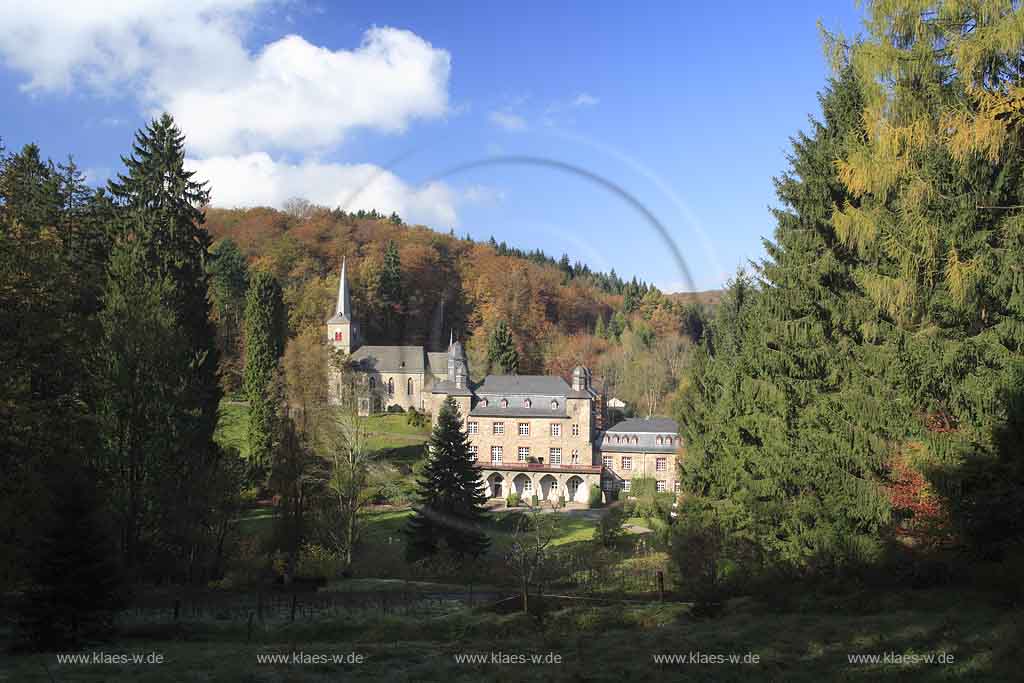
[187,153,459,227]
[572,93,599,107]
[461,184,505,204]
[166,29,450,155]
[489,111,527,132]
[0,2,451,156]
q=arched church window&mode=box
[387,378,395,396]
[407,378,414,396]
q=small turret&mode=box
[572,365,590,392]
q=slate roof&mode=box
[470,406,569,418]
[474,375,570,397]
[426,352,449,378]
[430,379,474,397]
[605,417,678,434]
[599,417,680,454]
[349,346,426,373]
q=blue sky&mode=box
[0,1,864,292]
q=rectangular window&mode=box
[518,446,530,462]
[572,423,580,437]
[656,457,667,472]
[493,422,504,435]
[550,423,561,437]
[656,481,666,493]
[490,446,503,464]
[571,450,579,465]
[524,479,533,493]
[622,480,632,492]
[467,421,478,435]
[602,455,613,469]
[674,481,681,493]
[518,422,530,436]
[622,456,632,471]
[549,448,562,465]
[468,445,478,462]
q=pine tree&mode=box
[405,398,490,562]
[594,313,607,339]
[379,240,403,341]
[101,113,223,576]
[244,270,286,469]
[487,320,519,374]
[16,467,127,649]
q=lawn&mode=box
[7,589,1019,681]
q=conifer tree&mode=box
[487,320,519,374]
[101,113,223,575]
[244,270,286,469]
[16,467,127,649]
[405,398,490,562]
[594,313,607,339]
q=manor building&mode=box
[326,258,681,503]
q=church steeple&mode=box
[335,256,351,320]
[327,256,358,354]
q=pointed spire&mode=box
[336,256,351,319]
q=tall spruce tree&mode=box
[101,113,223,576]
[244,270,286,469]
[487,320,519,375]
[678,68,896,568]
[405,397,490,562]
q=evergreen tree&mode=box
[487,320,519,374]
[16,466,127,649]
[208,238,250,391]
[244,270,286,469]
[379,240,403,341]
[678,68,896,568]
[101,113,223,576]
[594,313,607,339]
[405,398,490,562]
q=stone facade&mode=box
[325,259,682,500]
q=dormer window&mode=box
[550,400,559,410]
[523,399,532,408]
[656,436,663,445]
[480,398,488,407]
[501,399,509,408]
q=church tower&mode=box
[327,257,359,355]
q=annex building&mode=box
[326,258,681,503]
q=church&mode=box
[326,258,682,503]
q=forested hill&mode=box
[204,205,713,399]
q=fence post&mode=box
[657,571,665,602]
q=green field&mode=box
[215,403,430,463]
[7,590,1018,681]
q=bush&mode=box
[406,407,427,428]
[507,492,521,507]
[557,495,566,508]
[386,404,405,414]
[588,484,603,508]
[531,494,539,508]
[295,543,345,579]
[595,503,626,547]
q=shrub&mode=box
[406,407,427,428]
[557,495,566,508]
[531,494,539,508]
[595,503,626,547]
[295,543,345,579]
[588,484,603,508]
[386,403,405,414]
[507,492,521,507]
